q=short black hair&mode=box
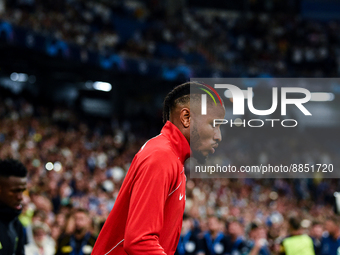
[163,81,221,124]
[0,159,27,178]
[73,207,89,216]
[183,213,189,221]
[288,215,301,231]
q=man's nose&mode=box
[17,192,23,201]
[214,127,222,142]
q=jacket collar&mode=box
[161,121,191,164]
[0,204,21,221]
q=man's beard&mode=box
[191,125,207,164]
[75,227,85,235]
[192,150,207,164]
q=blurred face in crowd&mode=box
[228,221,243,238]
[257,226,267,239]
[249,228,257,240]
[181,218,192,234]
[208,217,220,233]
[310,224,323,239]
[0,176,27,210]
[33,228,47,247]
[325,220,338,236]
[249,226,267,241]
[51,224,62,241]
[74,211,90,234]
[56,213,66,228]
[190,101,225,163]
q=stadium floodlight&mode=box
[10,72,28,82]
[10,72,19,81]
[54,161,62,172]
[310,92,334,102]
[93,81,112,92]
[17,73,28,82]
[45,162,54,171]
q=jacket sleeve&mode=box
[123,151,175,255]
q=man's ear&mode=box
[180,108,190,128]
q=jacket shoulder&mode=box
[138,134,176,159]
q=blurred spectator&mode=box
[176,213,201,255]
[310,221,323,255]
[24,221,55,255]
[227,219,251,254]
[246,222,271,255]
[320,216,340,255]
[279,215,315,255]
[55,208,96,255]
[197,216,232,255]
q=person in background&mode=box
[55,208,96,255]
[175,214,201,255]
[227,219,250,255]
[320,216,340,255]
[279,215,315,255]
[246,222,271,255]
[310,221,323,255]
[25,209,48,244]
[24,221,55,255]
[0,159,28,255]
[198,216,232,255]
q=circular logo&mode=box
[185,241,196,253]
[214,243,224,254]
[82,245,93,254]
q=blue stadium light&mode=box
[10,72,18,81]
[10,72,28,82]
[93,81,112,92]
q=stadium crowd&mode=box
[1,0,340,76]
[0,91,339,254]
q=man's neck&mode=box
[291,229,303,236]
[231,234,238,243]
[210,230,220,239]
[181,228,190,236]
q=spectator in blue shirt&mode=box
[320,216,340,255]
[246,222,271,255]
[310,221,323,255]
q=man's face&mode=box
[74,211,89,233]
[311,224,323,239]
[181,218,192,233]
[208,217,220,232]
[0,176,27,210]
[33,228,46,247]
[228,222,242,237]
[191,103,225,163]
[325,220,337,236]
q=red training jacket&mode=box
[92,121,191,255]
